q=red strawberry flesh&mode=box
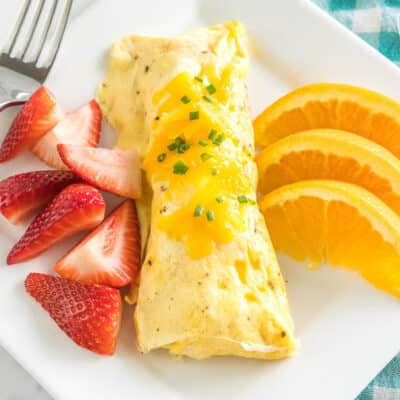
[58,144,141,198]
[55,199,141,287]
[0,170,80,224]
[25,272,121,355]
[7,183,105,264]
[32,100,101,170]
[0,87,63,162]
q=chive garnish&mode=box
[177,143,190,154]
[194,205,204,217]
[211,167,218,176]
[200,153,211,161]
[198,139,208,147]
[203,95,212,103]
[189,111,200,120]
[206,210,215,221]
[157,153,166,162]
[175,136,184,145]
[168,142,177,151]
[238,195,248,203]
[213,133,225,145]
[216,196,225,203]
[173,161,188,175]
[181,95,191,104]
[194,76,203,83]
[206,84,216,95]
[208,129,217,140]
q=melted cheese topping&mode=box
[143,71,254,258]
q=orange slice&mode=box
[259,180,400,298]
[253,83,400,159]
[256,129,400,216]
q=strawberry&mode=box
[55,200,141,287]
[7,184,105,264]
[0,87,63,162]
[32,100,101,170]
[57,145,141,198]
[0,170,80,224]
[25,272,121,355]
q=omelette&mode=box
[98,22,297,359]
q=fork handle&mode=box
[0,81,30,111]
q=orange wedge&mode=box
[256,129,400,216]
[253,83,400,159]
[259,180,400,298]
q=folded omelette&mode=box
[98,22,297,359]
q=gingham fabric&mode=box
[314,0,400,66]
[312,2,400,399]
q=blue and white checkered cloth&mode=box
[312,1,400,399]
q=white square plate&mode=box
[0,1,399,399]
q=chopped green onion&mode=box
[157,153,166,162]
[194,76,203,83]
[168,142,177,151]
[175,136,184,145]
[206,210,215,221]
[200,153,212,161]
[238,195,249,203]
[211,167,218,176]
[208,129,217,140]
[193,205,204,217]
[189,111,200,120]
[181,95,191,104]
[203,95,212,103]
[178,143,190,154]
[173,161,188,175]
[216,196,225,203]
[248,199,257,205]
[198,139,208,147]
[206,84,216,95]
[213,133,225,145]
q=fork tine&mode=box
[32,0,58,63]
[21,0,46,59]
[44,0,73,70]
[2,0,31,55]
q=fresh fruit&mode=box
[7,184,105,264]
[58,144,142,198]
[32,100,101,169]
[55,200,141,287]
[0,170,80,224]
[259,180,400,298]
[25,272,121,355]
[253,83,400,159]
[256,129,400,215]
[0,87,63,162]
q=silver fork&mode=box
[0,0,73,111]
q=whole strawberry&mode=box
[25,273,121,355]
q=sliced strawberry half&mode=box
[32,100,101,170]
[0,170,80,224]
[55,200,141,287]
[25,272,121,355]
[7,184,105,264]
[58,144,142,198]
[0,87,63,162]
